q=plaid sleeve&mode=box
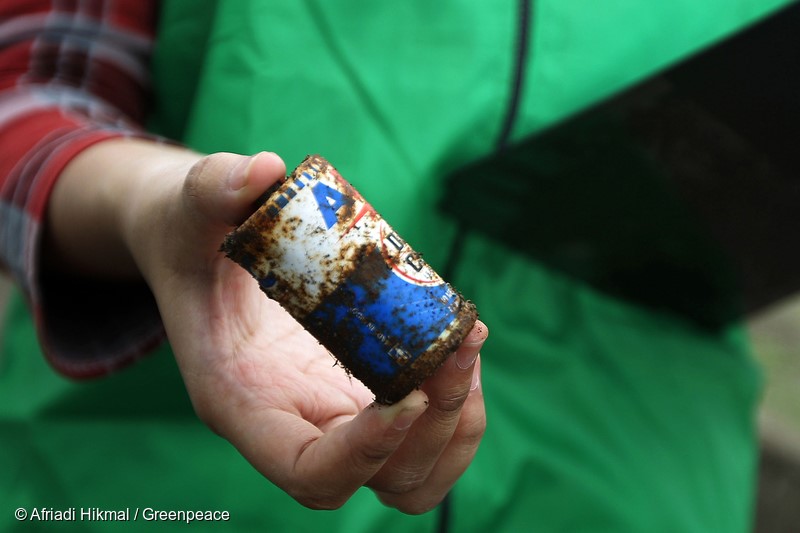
[0,0,166,377]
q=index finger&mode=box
[222,390,429,510]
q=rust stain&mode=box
[221,155,478,404]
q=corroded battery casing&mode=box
[221,155,477,404]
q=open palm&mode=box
[134,151,487,514]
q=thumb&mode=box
[182,151,286,231]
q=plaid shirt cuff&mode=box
[0,0,165,377]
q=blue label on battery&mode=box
[302,247,460,378]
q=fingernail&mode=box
[456,346,480,370]
[470,357,482,392]
[455,321,487,370]
[378,390,427,430]
[392,407,423,431]
[228,155,255,191]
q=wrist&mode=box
[117,141,204,285]
[47,138,202,281]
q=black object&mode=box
[441,2,800,330]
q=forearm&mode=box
[45,138,202,280]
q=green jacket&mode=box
[3,1,788,531]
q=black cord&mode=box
[495,0,534,153]
[435,488,452,533]
[436,0,533,531]
[440,0,533,281]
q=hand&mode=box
[54,141,488,513]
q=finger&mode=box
[375,356,485,514]
[222,389,429,510]
[367,321,488,495]
[182,151,286,231]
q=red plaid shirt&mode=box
[0,0,164,376]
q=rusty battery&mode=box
[221,155,477,404]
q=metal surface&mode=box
[222,155,477,403]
